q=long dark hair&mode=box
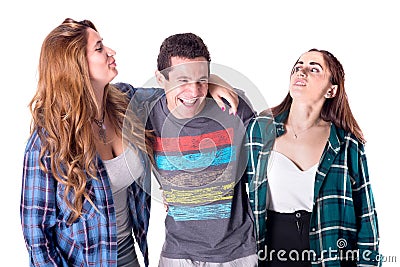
[266,48,365,143]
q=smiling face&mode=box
[289,51,337,104]
[159,56,209,119]
[86,28,118,90]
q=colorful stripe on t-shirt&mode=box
[154,128,237,221]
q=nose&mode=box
[186,82,204,97]
[105,46,116,57]
[296,69,306,77]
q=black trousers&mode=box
[260,210,312,267]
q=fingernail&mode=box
[221,106,225,111]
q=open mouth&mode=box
[179,97,198,107]
[294,80,306,86]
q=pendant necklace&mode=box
[93,110,107,144]
[288,118,320,139]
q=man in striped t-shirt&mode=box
[146,33,257,266]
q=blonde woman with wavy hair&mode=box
[20,18,155,267]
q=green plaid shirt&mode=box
[245,112,380,267]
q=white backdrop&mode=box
[1,0,398,265]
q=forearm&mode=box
[21,150,61,266]
[352,152,380,266]
[209,74,234,91]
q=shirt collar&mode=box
[273,110,342,153]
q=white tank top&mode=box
[266,150,318,213]
[102,147,144,242]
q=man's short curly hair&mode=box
[157,33,211,79]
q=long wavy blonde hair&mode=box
[30,18,151,224]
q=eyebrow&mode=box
[296,60,323,69]
[176,75,190,79]
[176,75,208,80]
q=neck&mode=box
[93,85,105,120]
[288,102,322,129]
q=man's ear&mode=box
[155,70,166,87]
[325,85,338,98]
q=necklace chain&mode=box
[288,118,320,139]
[93,110,107,144]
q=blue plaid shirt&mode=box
[20,84,152,267]
[246,112,380,267]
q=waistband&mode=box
[267,209,311,221]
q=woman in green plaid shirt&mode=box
[246,49,379,267]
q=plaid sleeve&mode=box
[245,116,277,254]
[20,145,61,266]
[127,86,164,127]
[246,116,276,189]
[236,89,257,128]
[349,139,380,266]
[246,118,263,189]
[246,118,264,252]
